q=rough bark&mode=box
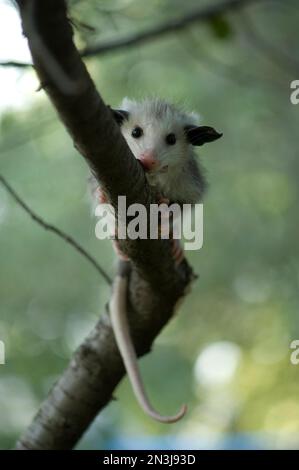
[15,0,194,450]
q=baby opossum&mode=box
[100,98,222,423]
[112,98,221,204]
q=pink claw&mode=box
[96,186,108,204]
[171,238,184,266]
[158,196,170,205]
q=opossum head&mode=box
[111,98,222,179]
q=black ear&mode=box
[185,125,223,146]
[110,108,130,125]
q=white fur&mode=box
[119,98,205,204]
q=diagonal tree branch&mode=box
[81,0,260,58]
[14,0,195,450]
[0,0,261,68]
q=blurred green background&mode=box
[0,0,299,450]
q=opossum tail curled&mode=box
[109,263,187,424]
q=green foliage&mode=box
[208,14,233,40]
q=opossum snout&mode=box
[138,150,158,172]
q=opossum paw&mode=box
[171,238,184,266]
[157,195,170,205]
[95,186,108,204]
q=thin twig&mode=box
[0,0,261,68]
[0,60,33,67]
[0,174,112,285]
[81,0,259,57]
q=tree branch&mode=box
[0,0,260,68]
[14,0,195,450]
[81,0,259,58]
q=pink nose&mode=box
[138,151,157,171]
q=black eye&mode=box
[166,133,176,145]
[132,126,143,138]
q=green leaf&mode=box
[208,14,233,39]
